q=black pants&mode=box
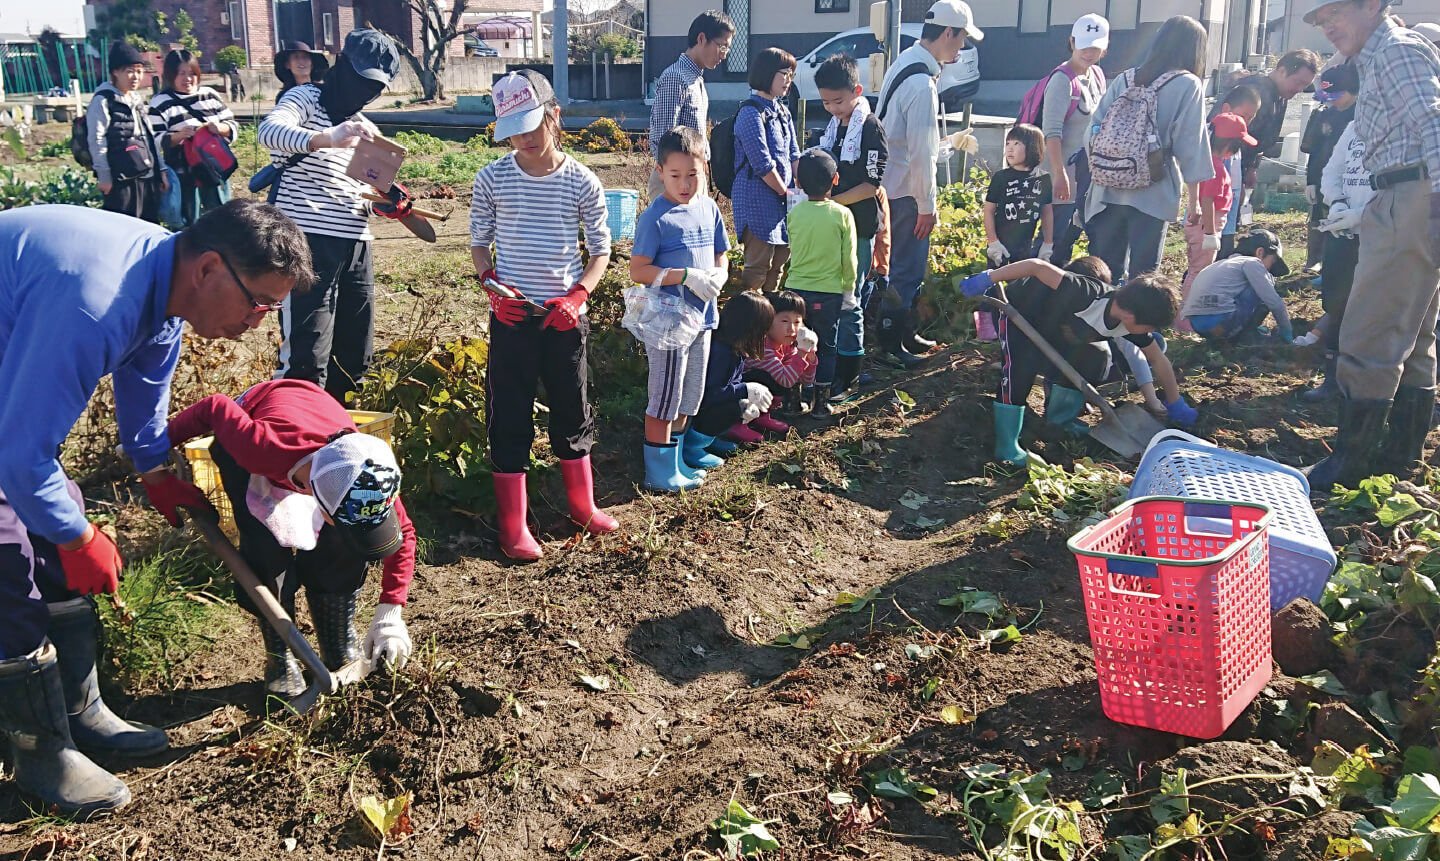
[211,443,366,615]
[485,313,594,474]
[997,314,1110,405]
[102,176,160,224]
[279,233,375,405]
[1322,234,1360,352]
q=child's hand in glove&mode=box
[683,267,728,303]
[744,382,774,413]
[986,241,1010,267]
[795,326,819,353]
[740,400,762,423]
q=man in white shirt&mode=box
[875,0,979,367]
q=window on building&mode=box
[816,0,851,11]
[725,0,750,73]
[1019,0,1049,34]
[323,12,334,46]
[229,1,242,40]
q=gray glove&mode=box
[986,240,1010,267]
[744,381,774,413]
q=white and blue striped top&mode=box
[257,85,373,241]
[469,152,611,302]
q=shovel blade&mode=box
[1089,404,1168,458]
[332,656,377,687]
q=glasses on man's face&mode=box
[216,251,284,313]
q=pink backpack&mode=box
[1016,63,1106,127]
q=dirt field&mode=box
[0,135,1421,860]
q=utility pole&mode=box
[553,0,569,105]
[887,0,900,65]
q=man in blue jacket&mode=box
[0,200,313,817]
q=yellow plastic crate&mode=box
[182,410,396,539]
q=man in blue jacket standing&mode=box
[0,200,313,817]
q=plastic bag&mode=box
[622,270,706,351]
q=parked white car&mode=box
[793,24,980,109]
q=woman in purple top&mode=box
[733,48,801,294]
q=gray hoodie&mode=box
[86,82,160,186]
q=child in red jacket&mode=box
[167,379,417,697]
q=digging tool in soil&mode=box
[980,288,1167,458]
[361,190,446,243]
[183,507,374,714]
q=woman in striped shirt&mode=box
[148,50,238,226]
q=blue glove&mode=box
[1277,323,1294,343]
[1164,396,1199,427]
[961,270,994,298]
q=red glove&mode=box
[142,471,214,528]
[58,527,122,595]
[481,270,530,327]
[373,183,413,220]
[542,284,589,331]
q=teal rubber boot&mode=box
[1045,386,1090,436]
[644,442,703,492]
[682,428,725,470]
[670,431,707,481]
[993,402,1031,467]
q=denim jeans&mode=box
[1188,287,1265,340]
[1086,203,1169,282]
[794,290,844,385]
[887,196,930,308]
[838,237,874,357]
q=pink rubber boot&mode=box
[751,411,789,435]
[492,472,543,561]
[724,423,764,444]
[559,455,619,535]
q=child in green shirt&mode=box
[785,149,857,416]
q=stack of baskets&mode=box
[604,188,639,241]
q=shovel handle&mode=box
[183,507,336,708]
[978,289,1124,427]
[360,191,448,221]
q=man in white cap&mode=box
[1303,0,1440,489]
[873,0,982,368]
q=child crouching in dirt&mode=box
[471,70,617,561]
[685,292,776,469]
[629,127,730,492]
[166,379,415,697]
[960,256,1198,467]
[742,289,819,435]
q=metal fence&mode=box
[1,39,106,96]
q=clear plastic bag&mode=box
[622,270,706,351]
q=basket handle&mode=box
[1106,557,1162,598]
[1141,428,1215,460]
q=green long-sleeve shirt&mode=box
[784,198,857,295]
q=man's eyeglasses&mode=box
[215,250,284,313]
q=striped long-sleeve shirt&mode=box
[469,153,611,302]
[743,337,817,388]
[1354,17,1440,194]
[147,86,237,159]
[258,85,373,241]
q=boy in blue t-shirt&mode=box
[629,126,731,492]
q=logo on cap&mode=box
[1087,23,1101,31]
[336,462,400,526]
[495,78,539,120]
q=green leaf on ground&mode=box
[938,589,1003,617]
[1368,692,1403,742]
[1404,747,1440,778]
[1084,771,1126,809]
[898,489,930,510]
[1296,669,1349,696]
[1150,769,1189,826]
[939,705,975,725]
[358,793,413,842]
[1388,773,1440,830]
[709,800,780,858]
[867,767,937,803]
[769,633,811,650]
[980,624,1022,645]
[1107,834,1152,861]
[835,587,881,613]
[1379,492,1425,527]
[905,643,941,661]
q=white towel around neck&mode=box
[818,97,871,164]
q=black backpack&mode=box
[708,96,765,199]
[876,62,934,121]
[70,114,92,169]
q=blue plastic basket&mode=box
[605,188,639,241]
[1129,430,1336,611]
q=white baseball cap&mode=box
[308,432,404,561]
[492,70,555,142]
[925,0,984,41]
[1072,13,1111,51]
[1413,21,1440,44]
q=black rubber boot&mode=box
[879,310,926,368]
[1301,354,1339,403]
[1304,227,1324,273]
[1374,386,1436,478]
[0,643,130,818]
[256,589,304,698]
[47,598,169,757]
[810,385,834,418]
[830,355,862,402]
[1305,397,1393,493]
[901,308,935,354]
[309,589,361,670]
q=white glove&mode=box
[795,326,819,353]
[1320,206,1361,234]
[1201,233,1221,251]
[948,129,980,155]
[739,400,761,424]
[318,119,375,149]
[744,381,775,413]
[363,603,412,670]
[1293,331,1321,347]
[841,289,859,311]
[1038,242,1054,261]
[684,267,727,303]
[987,241,1010,267]
[1304,185,1317,205]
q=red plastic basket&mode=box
[1067,496,1274,738]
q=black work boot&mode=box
[879,309,926,368]
[47,598,169,757]
[901,308,935,354]
[0,643,130,818]
[308,589,361,670]
[256,589,304,698]
[1305,397,1393,493]
[810,385,834,418]
[1373,386,1436,478]
[830,355,862,401]
[1301,354,1339,403]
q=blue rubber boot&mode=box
[644,442,702,492]
[682,428,725,470]
[706,434,739,454]
[1045,386,1091,436]
[670,431,707,481]
[993,402,1031,467]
